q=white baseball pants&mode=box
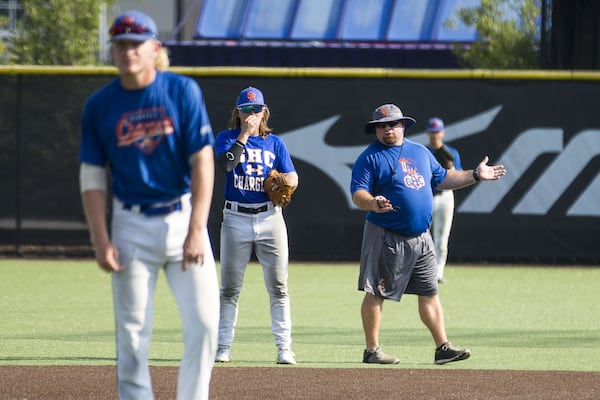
[111,196,219,400]
[432,190,455,280]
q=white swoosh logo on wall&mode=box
[458,128,600,216]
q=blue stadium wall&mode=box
[1,67,598,263]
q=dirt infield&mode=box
[1,366,599,399]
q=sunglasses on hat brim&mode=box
[110,20,154,38]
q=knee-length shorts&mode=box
[358,220,438,302]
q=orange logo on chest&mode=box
[115,107,174,154]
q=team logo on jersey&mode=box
[399,158,426,190]
[115,107,174,154]
[233,148,276,192]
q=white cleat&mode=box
[215,346,231,363]
[277,348,297,365]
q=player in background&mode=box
[351,104,506,365]
[214,87,299,365]
[425,117,463,283]
[79,10,219,400]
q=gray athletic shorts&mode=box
[358,220,438,301]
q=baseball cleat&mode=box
[277,348,297,365]
[362,346,400,364]
[215,346,231,363]
[434,342,471,365]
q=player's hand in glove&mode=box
[434,146,455,169]
[264,169,297,208]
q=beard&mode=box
[381,132,402,146]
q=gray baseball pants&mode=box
[218,202,292,350]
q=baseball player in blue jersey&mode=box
[426,117,463,283]
[214,87,298,365]
[79,10,219,400]
[351,104,506,365]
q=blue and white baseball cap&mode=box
[427,117,445,132]
[109,10,159,42]
[236,87,267,107]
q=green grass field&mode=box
[0,260,598,371]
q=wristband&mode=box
[224,141,245,162]
[472,169,481,182]
[80,163,107,192]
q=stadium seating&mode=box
[193,0,482,43]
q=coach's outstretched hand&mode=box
[475,156,506,181]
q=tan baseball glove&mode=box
[264,169,296,208]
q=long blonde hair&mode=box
[228,107,273,138]
[155,46,170,70]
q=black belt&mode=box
[225,202,268,214]
[433,191,442,196]
[123,200,183,216]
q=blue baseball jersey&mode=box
[215,130,296,204]
[80,71,214,205]
[350,139,447,236]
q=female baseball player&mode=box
[214,87,299,364]
[79,10,219,400]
